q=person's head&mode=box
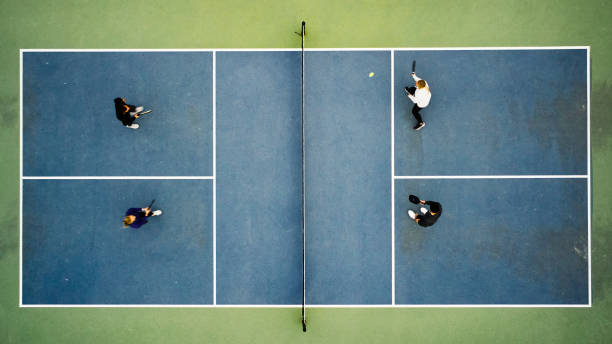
[416,79,426,89]
[123,215,136,227]
[429,203,441,214]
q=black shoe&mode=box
[414,122,425,130]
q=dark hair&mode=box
[430,203,441,213]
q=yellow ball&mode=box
[369,72,375,77]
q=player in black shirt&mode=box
[114,97,148,129]
[407,196,442,227]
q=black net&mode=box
[300,20,307,333]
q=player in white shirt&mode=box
[404,73,431,130]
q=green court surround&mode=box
[1,0,611,342]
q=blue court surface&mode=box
[22,52,213,176]
[22,48,589,306]
[22,179,213,304]
[395,178,588,304]
[394,49,587,176]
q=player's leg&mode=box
[412,104,425,130]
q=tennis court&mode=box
[21,46,590,313]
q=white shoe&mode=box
[126,123,139,129]
[152,210,162,216]
[420,207,428,214]
[407,210,416,219]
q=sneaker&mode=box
[420,207,428,214]
[152,210,162,216]
[407,210,416,219]
[414,122,425,130]
[126,123,139,129]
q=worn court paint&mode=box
[395,178,588,304]
[22,52,213,176]
[22,179,214,304]
[394,49,587,176]
[215,52,303,304]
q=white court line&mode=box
[20,47,589,53]
[22,176,214,180]
[395,175,588,179]
[19,50,24,306]
[390,50,395,305]
[213,51,217,305]
[311,304,590,308]
[305,47,589,51]
[19,303,590,308]
[20,49,301,52]
[19,305,303,308]
[587,46,592,306]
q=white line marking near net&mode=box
[22,176,214,180]
[395,175,588,179]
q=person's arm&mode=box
[407,94,417,103]
[411,72,422,82]
[424,201,441,214]
[126,208,141,216]
[141,207,151,216]
[124,104,141,118]
[130,218,147,228]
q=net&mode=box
[300,20,307,333]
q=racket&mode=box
[139,110,152,116]
[409,194,420,204]
[412,60,416,73]
[146,199,155,209]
